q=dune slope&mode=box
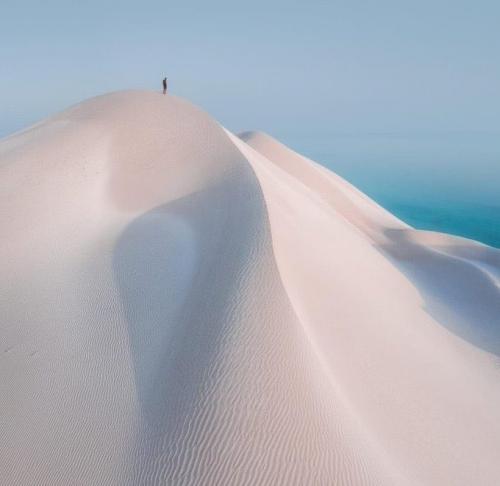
[1,91,499,485]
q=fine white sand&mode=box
[1,91,499,485]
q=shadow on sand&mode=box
[378,228,500,358]
[111,171,264,481]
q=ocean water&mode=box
[290,133,500,249]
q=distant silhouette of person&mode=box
[162,77,167,95]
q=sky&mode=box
[1,0,500,138]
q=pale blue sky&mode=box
[1,0,500,137]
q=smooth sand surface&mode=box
[1,91,499,485]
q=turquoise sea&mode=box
[290,133,500,249]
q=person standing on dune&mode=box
[162,77,167,94]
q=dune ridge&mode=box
[1,91,499,485]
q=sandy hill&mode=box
[1,90,500,485]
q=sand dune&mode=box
[1,91,499,485]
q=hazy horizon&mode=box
[288,131,500,247]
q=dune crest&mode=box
[1,91,499,485]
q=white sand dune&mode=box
[1,91,499,485]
